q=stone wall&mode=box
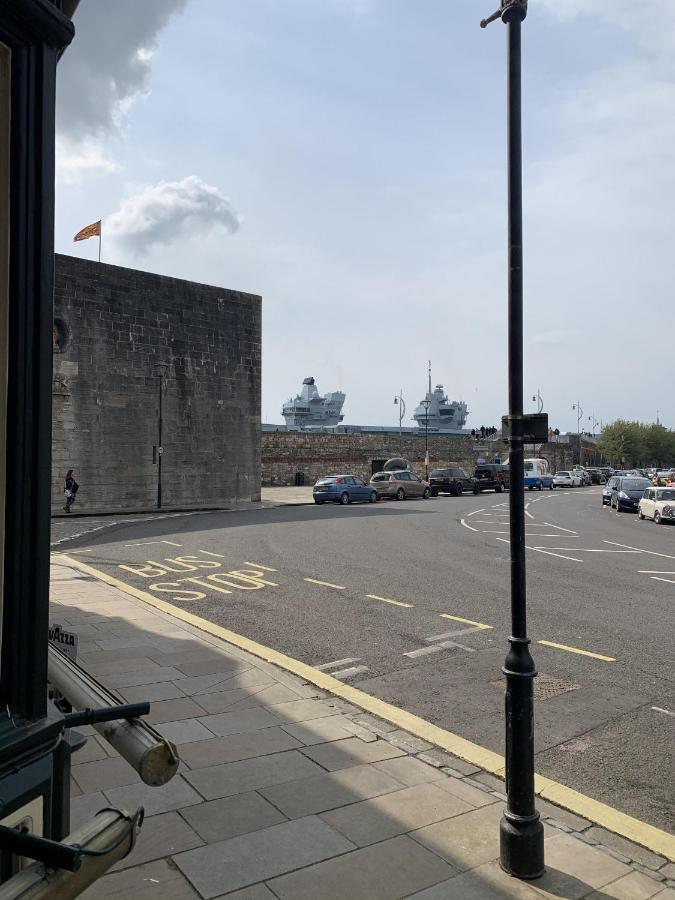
[261,430,507,486]
[52,255,261,513]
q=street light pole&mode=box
[481,0,544,880]
[154,362,168,509]
[421,398,431,479]
[394,391,406,455]
[572,401,583,465]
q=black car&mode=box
[610,476,652,512]
[429,467,478,497]
[585,468,604,484]
[473,464,510,493]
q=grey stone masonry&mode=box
[52,254,261,513]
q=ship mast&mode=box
[428,360,432,398]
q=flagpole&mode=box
[98,220,101,263]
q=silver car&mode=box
[370,470,431,500]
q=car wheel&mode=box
[638,509,645,519]
[431,489,439,497]
[537,481,543,491]
[423,487,431,499]
[453,484,462,497]
[473,485,480,495]
[314,499,324,505]
[396,488,405,501]
[549,482,554,490]
[655,511,662,524]
[369,491,377,503]
[495,484,503,493]
[339,491,350,505]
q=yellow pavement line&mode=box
[244,561,277,571]
[538,640,615,662]
[304,577,345,590]
[439,614,493,630]
[366,594,413,608]
[54,553,675,862]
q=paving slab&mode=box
[410,800,507,871]
[183,750,324,801]
[212,886,277,900]
[110,811,203,872]
[582,869,666,899]
[372,755,442,786]
[433,775,501,809]
[173,815,354,898]
[280,715,357,745]
[264,699,342,723]
[322,782,473,847]
[120,681,187,703]
[105,774,203,817]
[217,682,306,712]
[407,859,546,899]
[178,727,302,770]
[179,791,287,843]
[144,697,209,725]
[174,658,246,678]
[585,826,667,870]
[195,707,283,737]
[268,833,457,900]
[531,832,632,897]
[80,858,200,899]
[299,736,406,771]
[155,719,216,745]
[70,734,110,764]
[258,763,403,818]
[70,792,108,831]
[72,756,140,794]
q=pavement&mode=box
[50,555,675,899]
[52,486,675,832]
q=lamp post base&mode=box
[499,810,544,879]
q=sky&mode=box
[54,0,675,432]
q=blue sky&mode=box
[55,0,675,432]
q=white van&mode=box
[524,458,553,490]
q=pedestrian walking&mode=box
[64,469,79,513]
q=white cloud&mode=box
[106,176,241,255]
[56,137,120,184]
[56,0,187,176]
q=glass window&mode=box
[0,42,9,663]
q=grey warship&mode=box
[282,377,345,428]
[413,366,468,432]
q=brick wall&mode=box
[52,255,261,513]
[262,431,508,486]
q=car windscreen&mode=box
[557,472,570,477]
[621,479,650,491]
[524,462,533,470]
[657,490,675,501]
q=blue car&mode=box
[313,475,378,505]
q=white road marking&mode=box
[651,706,675,718]
[638,570,675,574]
[497,538,582,562]
[466,509,486,518]
[542,522,578,534]
[460,518,479,532]
[650,576,675,585]
[316,657,361,671]
[124,540,182,547]
[425,626,485,642]
[330,665,369,680]
[603,540,675,561]
[405,644,446,658]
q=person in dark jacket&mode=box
[64,469,79,513]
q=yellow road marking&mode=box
[54,553,675,862]
[304,577,345,590]
[538,640,615,662]
[366,594,413,608]
[244,561,277,571]
[439,614,492,630]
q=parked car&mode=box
[602,475,620,505]
[655,470,675,486]
[370,470,431,500]
[609,476,652,512]
[638,487,675,524]
[572,468,591,486]
[473,464,510,493]
[313,475,378,505]
[585,468,605,484]
[429,467,478,496]
[553,471,577,488]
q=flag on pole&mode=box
[73,220,101,242]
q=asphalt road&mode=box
[54,486,675,832]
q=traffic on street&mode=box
[53,474,675,834]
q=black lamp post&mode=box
[421,398,431,479]
[481,0,544,879]
[154,362,168,509]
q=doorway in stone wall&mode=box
[371,459,386,475]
